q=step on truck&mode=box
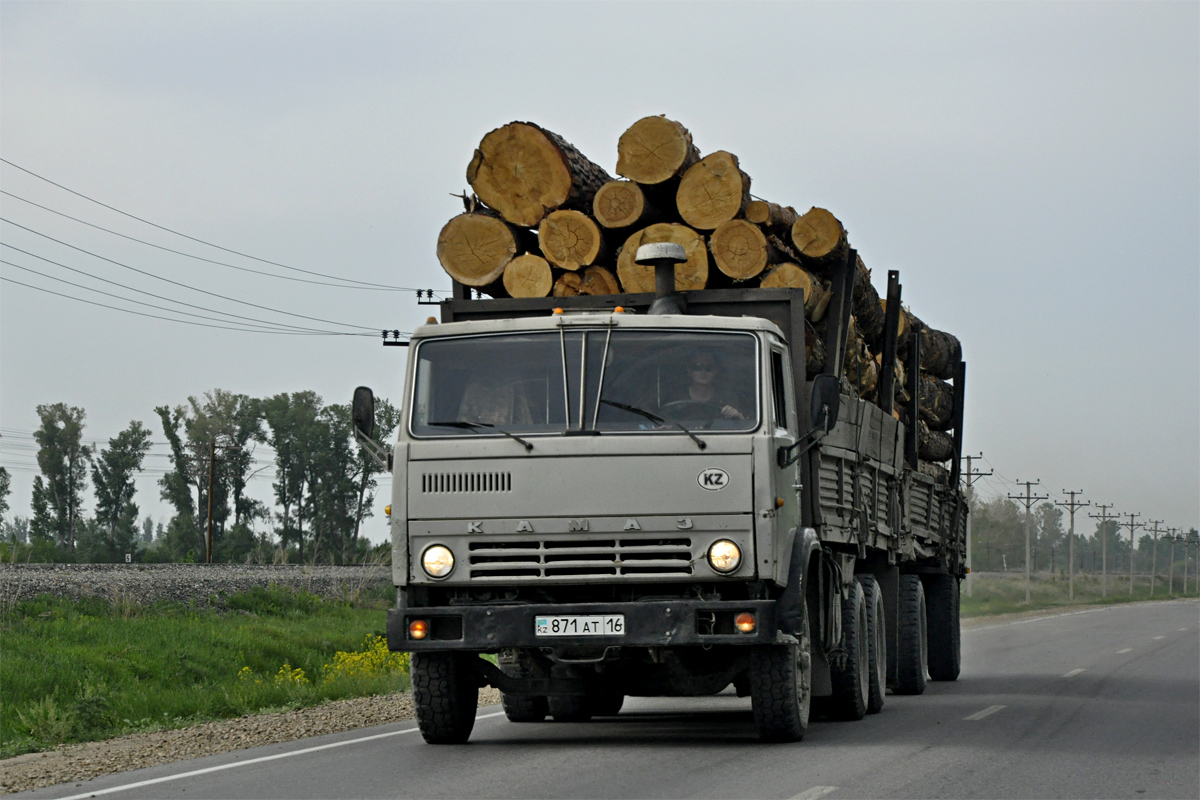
[354,243,968,744]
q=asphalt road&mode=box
[24,599,1198,800]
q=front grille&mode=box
[468,536,695,580]
[421,471,512,494]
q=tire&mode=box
[501,693,548,722]
[925,574,961,681]
[548,695,593,722]
[858,574,887,714]
[893,575,928,695]
[829,580,869,720]
[411,652,479,744]
[591,693,625,716]
[749,600,812,742]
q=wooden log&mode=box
[579,265,620,295]
[918,324,963,380]
[875,352,908,405]
[852,255,886,345]
[553,272,581,297]
[710,219,775,282]
[502,254,554,298]
[917,420,955,462]
[791,207,849,275]
[615,115,700,185]
[676,151,751,231]
[917,460,950,482]
[759,263,832,322]
[844,327,878,399]
[466,121,612,227]
[918,372,954,431]
[804,319,826,378]
[436,211,533,288]
[615,223,709,293]
[746,201,798,239]
[593,180,666,230]
[537,209,606,271]
[882,299,917,350]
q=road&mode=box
[23,600,1198,800]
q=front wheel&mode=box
[411,652,479,744]
[591,693,625,716]
[749,601,812,742]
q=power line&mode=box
[0,157,425,291]
[1,217,382,332]
[1054,490,1090,601]
[1,189,423,293]
[1008,479,1050,603]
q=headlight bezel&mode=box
[420,544,455,579]
[707,539,742,574]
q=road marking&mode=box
[1179,627,1188,631]
[51,711,507,800]
[790,787,838,800]
[1117,648,1132,653]
[1153,636,1164,640]
[963,704,1006,721]
[1063,668,1086,677]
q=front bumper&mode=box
[388,598,778,652]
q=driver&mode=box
[674,350,745,420]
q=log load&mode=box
[791,207,849,275]
[593,180,665,230]
[746,201,798,239]
[436,211,534,288]
[917,420,955,462]
[676,151,751,230]
[502,254,554,298]
[918,372,954,430]
[804,319,826,378]
[759,263,831,322]
[552,266,620,297]
[537,210,606,271]
[615,223,709,293]
[467,122,612,227]
[852,256,886,345]
[615,116,700,185]
[918,324,963,380]
[709,219,775,282]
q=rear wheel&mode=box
[591,693,625,716]
[858,574,887,714]
[501,693,548,722]
[749,600,812,741]
[411,652,479,744]
[548,695,593,722]
[829,580,869,720]
[893,575,928,695]
[925,574,961,681]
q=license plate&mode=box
[535,614,625,637]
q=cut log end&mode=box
[502,254,554,298]
[593,180,646,229]
[436,212,520,287]
[615,223,709,293]
[615,115,700,185]
[710,219,769,281]
[791,207,847,263]
[538,209,605,271]
[579,265,620,295]
[553,272,582,297]
[759,263,831,321]
[676,151,750,231]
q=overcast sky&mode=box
[1,2,1197,543]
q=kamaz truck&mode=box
[353,243,968,743]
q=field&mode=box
[962,569,1197,617]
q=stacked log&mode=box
[436,116,963,463]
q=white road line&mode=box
[790,787,838,800]
[51,711,507,800]
[963,704,1006,721]
[1117,648,1132,653]
[1063,668,1086,677]
[1179,627,1189,631]
[1153,636,1165,640]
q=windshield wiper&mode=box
[428,421,534,451]
[599,400,706,451]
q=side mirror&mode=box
[352,386,376,440]
[810,374,840,432]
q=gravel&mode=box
[0,688,503,794]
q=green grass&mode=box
[962,570,1199,618]
[0,586,408,758]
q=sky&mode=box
[1,2,1197,544]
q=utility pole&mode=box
[1186,532,1195,595]
[960,453,992,598]
[1147,520,1164,597]
[1055,490,1089,602]
[1123,513,1143,595]
[1167,529,1178,594]
[1009,479,1049,603]
[1088,503,1116,597]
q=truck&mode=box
[353,242,968,744]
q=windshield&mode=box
[410,329,759,436]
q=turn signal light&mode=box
[384,504,392,517]
[614,306,625,313]
[775,497,785,508]
[409,619,429,640]
[735,612,757,633]
[553,307,564,315]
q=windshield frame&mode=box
[406,327,763,440]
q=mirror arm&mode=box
[777,427,828,468]
[355,429,393,471]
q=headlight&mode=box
[421,545,455,578]
[707,539,742,573]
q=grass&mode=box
[962,570,1198,618]
[0,585,408,759]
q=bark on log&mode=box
[917,460,950,481]
[615,115,700,185]
[759,263,832,322]
[745,201,798,238]
[502,254,554,298]
[466,121,612,227]
[676,151,751,231]
[579,265,620,295]
[852,255,886,345]
[805,319,826,378]
[710,219,775,282]
[844,327,878,399]
[918,324,963,381]
[615,223,709,293]
[918,372,954,431]
[592,180,665,230]
[436,211,533,287]
[537,209,606,271]
[791,207,849,275]
[875,352,908,405]
[882,300,917,349]
[553,272,581,297]
[917,420,955,462]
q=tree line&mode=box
[0,389,398,564]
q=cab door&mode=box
[770,345,801,537]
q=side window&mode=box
[770,350,790,431]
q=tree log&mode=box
[615,223,709,293]
[553,272,581,297]
[710,219,775,282]
[593,180,666,230]
[882,299,916,349]
[676,151,751,231]
[917,460,950,481]
[436,211,533,287]
[759,263,831,322]
[466,121,612,227]
[746,201,798,238]
[917,420,955,462]
[805,319,826,378]
[852,255,886,344]
[579,265,620,295]
[844,328,878,399]
[502,254,554,298]
[537,209,606,271]
[875,352,908,405]
[791,207,849,274]
[918,324,963,380]
[615,115,700,185]
[918,372,954,431]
